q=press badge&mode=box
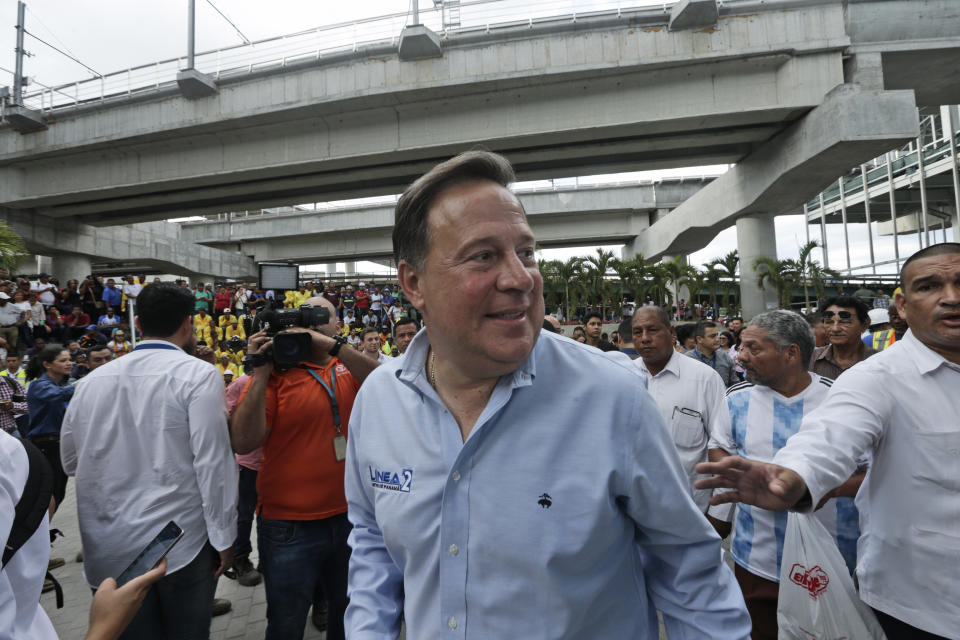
[333,435,347,462]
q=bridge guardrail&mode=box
[19,0,664,114]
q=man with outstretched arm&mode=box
[696,242,960,640]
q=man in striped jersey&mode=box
[706,310,861,640]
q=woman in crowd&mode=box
[24,343,75,515]
[45,307,66,343]
[12,290,34,350]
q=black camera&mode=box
[225,336,246,353]
[253,305,330,370]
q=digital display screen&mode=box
[259,263,300,291]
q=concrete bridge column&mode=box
[344,262,356,275]
[51,253,92,284]
[736,215,779,321]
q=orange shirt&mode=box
[244,358,360,520]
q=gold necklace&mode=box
[429,350,438,390]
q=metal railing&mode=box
[806,128,960,215]
[18,0,664,114]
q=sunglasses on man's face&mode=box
[821,310,856,325]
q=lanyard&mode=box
[133,343,180,352]
[304,366,341,433]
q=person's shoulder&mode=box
[724,379,755,397]
[675,350,725,380]
[537,331,644,388]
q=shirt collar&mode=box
[397,327,537,391]
[902,330,957,375]
[136,339,184,353]
[645,348,682,378]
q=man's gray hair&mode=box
[747,310,815,364]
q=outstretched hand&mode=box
[85,558,167,640]
[695,456,808,511]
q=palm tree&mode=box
[703,265,724,315]
[0,220,27,272]
[794,240,841,311]
[709,250,739,315]
[662,256,697,318]
[754,257,800,309]
[642,263,673,307]
[582,248,617,320]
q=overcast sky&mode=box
[2,0,926,277]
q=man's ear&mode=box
[894,291,908,325]
[397,261,426,312]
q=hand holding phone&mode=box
[115,521,183,587]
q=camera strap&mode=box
[303,366,341,433]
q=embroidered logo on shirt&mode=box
[789,563,829,599]
[369,466,413,493]
[537,493,552,508]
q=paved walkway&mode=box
[41,481,325,640]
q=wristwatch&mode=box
[328,336,348,357]
[242,353,267,370]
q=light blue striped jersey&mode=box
[708,374,859,580]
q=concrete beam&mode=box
[179,181,708,263]
[668,0,718,32]
[736,215,780,320]
[176,69,219,98]
[640,85,920,260]
[0,207,256,279]
[398,25,443,60]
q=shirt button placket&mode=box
[448,616,458,630]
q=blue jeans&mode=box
[258,513,351,640]
[116,542,217,640]
[235,466,258,557]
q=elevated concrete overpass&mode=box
[2,0,950,230]
[0,208,257,282]
[1,0,958,316]
[179,179,710,263]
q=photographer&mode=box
[229,296,377,640]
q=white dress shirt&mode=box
[60,340,238,587]
[635,350,726,511]
[0,432,58,640]
[774,331,960,637]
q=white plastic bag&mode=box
[777,512,886,640]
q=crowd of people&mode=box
[1,150,958,640]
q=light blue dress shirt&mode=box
[344,329,751,639]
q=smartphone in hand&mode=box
[115,521,183,587]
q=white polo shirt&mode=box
[775,331,960,638]
[634,350,726,511]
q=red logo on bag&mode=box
[789,563,829,599]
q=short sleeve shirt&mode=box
[246,359,360,520]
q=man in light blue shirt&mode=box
[344,151,750,639]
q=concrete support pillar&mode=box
[736,215,779,321]
[50,253,92,284]
[344,262,356,275]
[324,263,335,275]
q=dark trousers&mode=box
[258,513,351,640]
[116,542,218,640]
[734,563,778,640]
[29,436,67,513]
[235,466,258,558]
[872,607,950,640]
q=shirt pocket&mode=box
[911,428,960,492]
[670,411,706,449]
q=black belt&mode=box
[30,434,60,444]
